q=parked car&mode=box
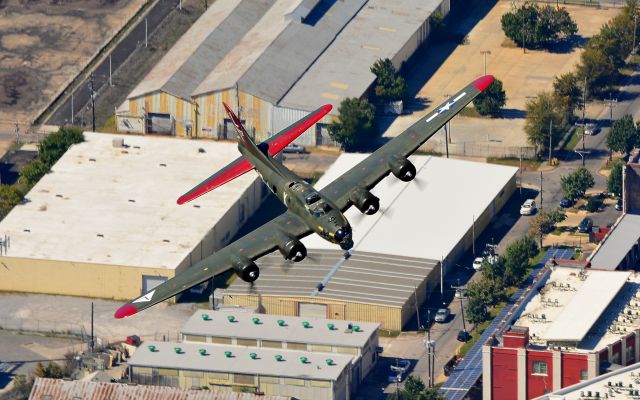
[584,123,600,135]
[520,199,537,215]
[559,197,573,208]
[282,143,306,154]
[578,217,593,233]
[434,308,450,323]
[472,257,484,271]
[457,330,470,342]
[616,199,623,211]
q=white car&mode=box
[472,257,484,271]
[520,199,537,215]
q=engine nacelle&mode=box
[349,187,380,215]
[278,238,307,262]
[232,256,260,283]
[388,156,416,182]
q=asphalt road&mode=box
[46,0,179,126]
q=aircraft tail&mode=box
[223,102,262,157]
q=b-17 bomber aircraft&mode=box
[114,75,494,318]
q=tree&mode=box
[501,3,577,49]
[503,236,538,285]
[19,159,48,188]
[328,98,377,150]
[606,115,638,156]
[525,92,563,151]
[472,78,506,116]
[608,158,625,195]
[529,209,567,247]
[481,256,506,283]
[403,375,426,398]
[370,58,407,102]
[560,167,595,200]
[466,279,491,324]
[553,73,581,118]
[38,126,84,168]
[0,185,23,220]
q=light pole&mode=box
[581,76,587,167]
[480,50,491,75]
[606,93,618,161]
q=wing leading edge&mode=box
[115,210,311,318]
[177,104,332,205]
[321,75,495,209]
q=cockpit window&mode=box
[305,193,321,205]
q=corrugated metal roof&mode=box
[128,341,352,380]
[29,377,291,400]
[590,213,640,270]
[181,309,379,347]
[129,0,274,100]
[223,249,439,307]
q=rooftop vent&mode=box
[159,163,167,167]
[252,317,261,325]
[201,314,211,321]
[277,319,286,327]
[89,158,96,162]
[327,323,336,331]
[224,351,233,358]
[275,354,284,362]
[353,325,361,332]
[193,205,201,208]
[302,321,312,329]
[249,353,258,360]
[55,194,63,198]
[199,349,208,356]
[133,146,141,149]
[325,359,334,366]
[299,356,309,364]
[23,229,30,233]
[198,148,206,153]
[97,234,104,238]
[128,199,135,203]
[174,347,182,354]
[148,345,157,352]
[162,239,170,243]
[227,315,237,323]
[112,138,124,148]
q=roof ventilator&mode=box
[277,319,286,327]
[353,325,361,332]
[174,347,182,354]
[299,356,309,364]
[325,359,334,366]
[249,353,258,360]
[327,323,336,331]
[227,315,236,323]
[198,349,208,356]
[275,354,284,362]
[148,345,157,352]
[201,314,211,321]
[224,351,233,358]
[302,321,312,328]
[252,317,261,325]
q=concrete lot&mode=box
[384,1,619,153]
[0,0,145,133]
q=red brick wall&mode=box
[527,350,553,399]
[492,348,518,400]
[561,353,588,387]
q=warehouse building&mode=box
[180,310,379,383]
[118,0,451,145]
[483,268,640,400]
[29,377,291,400]
[221,155,518,330]
[0,132,263,299]
[128,341,353,400]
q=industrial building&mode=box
[221,154,518,330]
[536,361,640,400]
[127,341,353,400]
[29,377,291,400]
[589,213,640,271]
[483,267,640,400]
[117,0,451,145]
[0,132,263,299]
[180,310,379,383]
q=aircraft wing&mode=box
[320,75,494,210]
[114,210,311,318]
[177,104,332,205]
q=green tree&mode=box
[525,92,563,151]
[38,126,84,168]
[481,256,506,283]
[328,98,377,150]
[472,78,506,116]
[529,209,567,247]
[45,362,64,379]
[608,159,625,195]
[501,3,577,49]
[466,278,504,324]
[501,3,539,48]
[403,375,426,398]
[19,159,48,188]
[606,115,639,156]
[553,73,581,118]
[6,374,34,400]
[34,362,47,378]
[503,236,538,285]
[0,185,23,220]
[371,58,407,102]
[560,167,596,201]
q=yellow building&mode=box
[0,132,264,300]
[222,155,517,331]
[118,0,451,146]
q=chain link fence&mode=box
[422,141,537,159]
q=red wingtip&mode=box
[177,196,188,205]
[472,75,494,92]
[321,104,333,113]
[114,303,138,319]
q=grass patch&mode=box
[487,157,541,171]
[379,329,401,338]
[458,304,503,357]
[562,129,582,151]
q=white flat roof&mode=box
[539,362,640,399]
[181,310,379,348]
[590,213,640,270]
[305,154,518,260]
[0,132,257,269]
[542,270,630,342]
[129,341,352,381]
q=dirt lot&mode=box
[0,0,145,134]
[384,1,620,153]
